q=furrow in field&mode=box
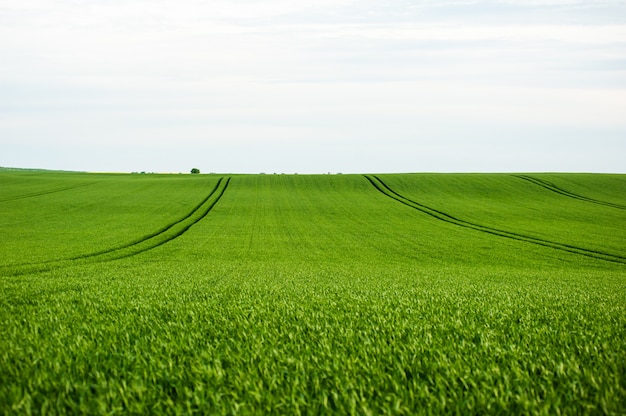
[111,176,231,259]
[364,175,626,265]
[514,175,626,210]
[1,177,230,275]
[0,181,99,203]
[70,177,229,261]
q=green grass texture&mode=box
[1,171,625,414]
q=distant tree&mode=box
[190,168,200,174]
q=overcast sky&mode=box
[1,0,625,173]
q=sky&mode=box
[1,0,625,173]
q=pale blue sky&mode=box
[1,0,625,173]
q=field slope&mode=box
[1,171,625,414]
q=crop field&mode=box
[1,169,625,414]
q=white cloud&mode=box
[1,0,625,172]
[316,23,626,44]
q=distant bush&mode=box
[191,168,200,174]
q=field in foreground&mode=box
[0,170,625,414]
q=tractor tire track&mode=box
[69,177,229,261]
[0,182,100,203]
[2,177,231,276]
[514,175,626,210]
[111,176,231,260]
[364,175,626,265]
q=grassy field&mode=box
[1,169,625,414]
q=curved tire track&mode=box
[514,175,626,210]
[70,177,229,260]
[364,175,626,265]
[111,176,231,259]
[2,177,231,275]
[0,182,100,203]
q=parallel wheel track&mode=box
[70,177,230,261]
[0,182,100,203]
[364,175,626,265]
[514,175,626,210]
[2,177,231,275]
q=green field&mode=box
[1,169,625,414]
